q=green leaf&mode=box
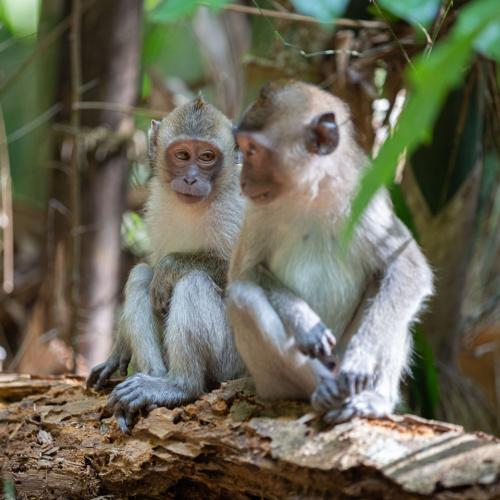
[341,0,500,243]
[290,0,348,23]
[149,0,231,23]
[377,0,440,26]
[474,20,500,60]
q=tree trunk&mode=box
[1,375,499,499]
[75,0,143,370]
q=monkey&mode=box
[87,96,246,432]
[225,80,433,423]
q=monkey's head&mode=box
[149,96,236,204]
[235,80,359,205]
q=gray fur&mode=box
[227,81,433,423]
[88,99,245,432]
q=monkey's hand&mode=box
[294,321,337,369]
[87,346,131,390]
[150,257,175,315]
[264,282,337,368]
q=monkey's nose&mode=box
[184,177,197,185]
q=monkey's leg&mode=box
[109,270,243,432]
[226,281,332,400]
[120,263,167,377]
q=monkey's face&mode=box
[236,80,345,206]
[148,97,235,205]
[234,132,286,205]
[165,139,223,204]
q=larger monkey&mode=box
[88,97,245,431]
[226,81,433,423]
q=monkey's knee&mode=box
[125,263,154,293]
[226,281,270,318]
[175,270,217,297]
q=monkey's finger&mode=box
[112,379,143,399]
[125,411,136,431]
[356,375,369,394]
[324,329,337,348]
[115,410,130,434]
[337,373,355,397]
[96,363,118,389]
[324,404,356,425]
[86,365,103,388]
[119,355,131,376]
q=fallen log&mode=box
[0,375,499,499]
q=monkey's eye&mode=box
[175,150,190,161]
[199,151,216,163]
[246,144,256,157]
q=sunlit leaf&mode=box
[1,0,39,36]
[341,0,500,243]
[291,0,348,23]
[474,20,500,61]
[149,0,231,23]
[377,0,440,26]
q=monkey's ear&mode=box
[305,112,339,155]
[193,93,205,110]
[148,119,161,157]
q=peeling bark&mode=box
[1,375,499,499]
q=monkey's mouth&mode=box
[175,192,205,204]
[248,191,272,204]
[241,181,274,205]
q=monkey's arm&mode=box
[256,265,337,366]
[150,251,227,313]
[327,218,433,406]
[229,222,336,366]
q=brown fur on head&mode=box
[235,80,364,205]
[148,97,238,204]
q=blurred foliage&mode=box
[0,0,39,36]
[290,0,349,22]
[342,0,500,242]
[122,210,150,257]
[409,327,440,418]
[377,0,441,26]
[149,0,231,23]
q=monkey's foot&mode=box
[107,373,196,433]
[295,322,336,368]
[323,391,392,424]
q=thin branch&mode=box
[7,103,62,144]
[69,0,82,371]
[73,101,166,119]
[206,2,387,29]
[0,104,14,294]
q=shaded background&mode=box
[0,0,498,434]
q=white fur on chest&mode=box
[147,205,210,264]
[268,217,368,332]
[145,178,241,265]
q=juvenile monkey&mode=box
[226,80,433,423]
[87,97,245,431]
